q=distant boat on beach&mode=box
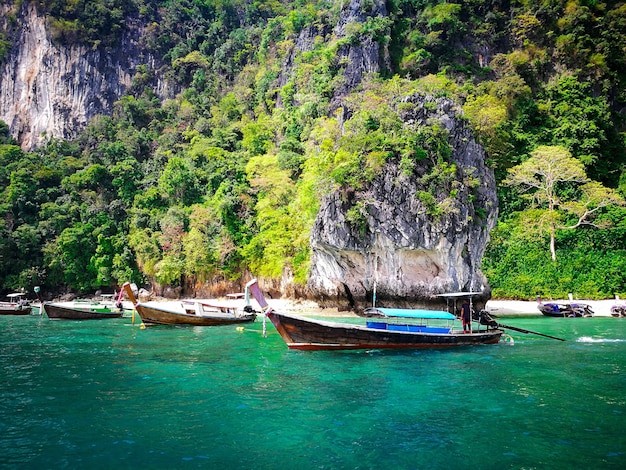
[537,295,594,317]
[610,295,626,318]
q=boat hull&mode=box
[610,306,626,318]
[0,305,32,315]
[43,303,124,320]
[267,312,503,350]
[135,305,257,326]
[541,311,579,318]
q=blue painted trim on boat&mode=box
[375,307,455,320]
[366,321,452,333]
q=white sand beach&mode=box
[112,294,624,318]
[484,298,621,317]
[269,297,623,318]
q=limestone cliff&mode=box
[1,0,387,152]
[277,0,390,108]
[0,2,170,150]
[307,95,498,312]
[332,0,390,101]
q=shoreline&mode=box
[39,296,620,319]
[249,297,623,318]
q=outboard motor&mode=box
[478,310,498,328]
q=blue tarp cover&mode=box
[375,308,455,320]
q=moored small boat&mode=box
[42,298,125,320]
[0,292,33,315]
[610,295,626,318]
[39,287,127,320]
[0,293,32,315]
[246,281,504,350]
[122,282,257,326]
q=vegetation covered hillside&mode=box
[1,0,625,299]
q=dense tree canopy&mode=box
[1,0,625,299]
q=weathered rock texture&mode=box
[277,0,390,109]
[332,0,391,101]
[308,95,498,312]
[0,2,170,150]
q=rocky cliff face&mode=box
[277,0,390,108]
[308,95,498,312]
[0,2,169,151]
[1,0,387,152]
[332,0,390,101]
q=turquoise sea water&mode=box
[1,313,625,469]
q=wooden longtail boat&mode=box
[43,301,124,320]
[262,311,504,350]
[0,293,32,315]
[246,280,504,350]
[42,289,127,320]
[122,282,257,326]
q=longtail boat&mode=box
[262,310,504,350]
[0,293,32,315]
[122,282,257,326]
[246,280,504,350]
[41,290,126,320]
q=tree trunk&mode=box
[550,222,557,261]
[549,197,557,261]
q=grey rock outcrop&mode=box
[277,0,390,108]
[333,0,390,97]
[308,95,498,312]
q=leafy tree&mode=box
[539,76,615,174]
[504,145,624,261]
[561,182,626,231]
[42,0,133,48]
[128,226,161,279]
[243,154,295,278]
[5,167,38,224]
[0,121,16,144]
[241,113,274,157]
[158,157,201,206]
[144,206,188,286]
[46,223,98,291]
[183,205,223,282]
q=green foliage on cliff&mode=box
[40,0,136,47]
[1,0,626,298]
